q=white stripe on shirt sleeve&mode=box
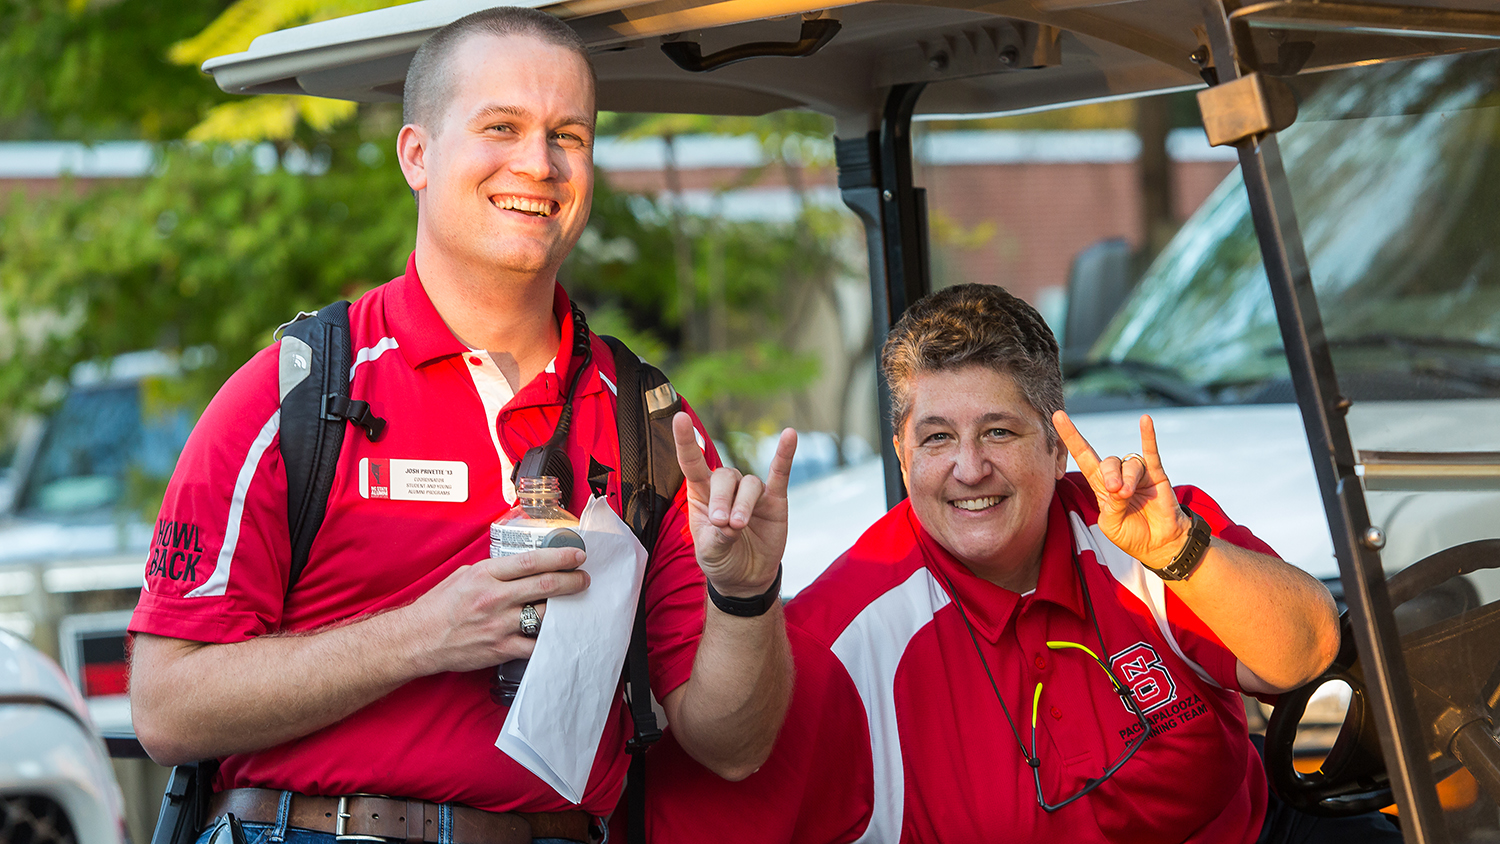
[185,409,281,599]
[831,568,952,844]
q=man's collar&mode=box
[917,493,1086,643]
[388,253,470,369]
[386,253,600,404]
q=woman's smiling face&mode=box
[897,364,1067,592]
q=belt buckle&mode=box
[333,795,388,843]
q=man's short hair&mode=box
[402,7,596,131]
[881,283,1064,449]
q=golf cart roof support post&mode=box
[835,82,930,509]
[1196,0,1449,837]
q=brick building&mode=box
[594,128,1238,309]
[1,130,1241,459]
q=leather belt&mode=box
[208,788,595,844]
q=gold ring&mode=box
[1122,453,1145,465]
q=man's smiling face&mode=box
[406,32,595,280]
[897,364,1067,591]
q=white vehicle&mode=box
[0,627,128,844]
[0,358,194,654]
[1061,48,1500,593]
[789,50,1500,607]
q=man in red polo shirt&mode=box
[650,284,1398,843]
[126,8,794,843]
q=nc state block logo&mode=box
[367,458,390,499]
[1110,642,1177,714]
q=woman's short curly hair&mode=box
[881,283,1064,449]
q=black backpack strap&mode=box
[277,301,384,594]
[148,304,370,844]
[607,337,684,549]
[147,758,218,844]
[605,335,686,844]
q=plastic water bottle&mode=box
[489,476,583,705]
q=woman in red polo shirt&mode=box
[650,284,1400,844]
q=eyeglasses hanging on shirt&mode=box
[936,557,1154,813]
[1027,640,1153,811]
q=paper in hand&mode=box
[496,495,649,803]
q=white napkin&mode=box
[496,495,649,803]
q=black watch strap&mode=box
[706,565,783,617]
[1148,505,1211,581]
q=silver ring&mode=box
[519,604,541,638]
[1122,452,1145,465]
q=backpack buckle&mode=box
[625,725,662,755]
[624,700,662,755]
[322,394,387,442]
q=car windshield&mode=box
[1074,48,1500,408]
[16,383,193,517]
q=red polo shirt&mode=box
[130,254,715,815]
[650,475,1271,843]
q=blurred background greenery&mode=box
[0,0,862,479]
[0,0,1207,531]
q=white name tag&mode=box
[359,458,469,502]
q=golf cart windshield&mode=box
[1073,48,1500,409]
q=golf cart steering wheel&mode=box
[1264,539,1500,816]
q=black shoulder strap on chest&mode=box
[606,334,685,555]
[277,300,384,594]
[605,334,686,844]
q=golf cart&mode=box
[140,0,1500,841]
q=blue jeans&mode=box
[197,819,588,844]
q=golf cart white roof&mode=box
[200,0,1500,132]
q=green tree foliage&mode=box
[571,110,853,449]
[565,190,837,422]
[0,0,852,466]
[168,0,410,142]
[0,0,237,140]
[0,117,415,411]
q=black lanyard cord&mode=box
[1072,553,1115,684]
[933,550,1123,770]
[934,565,1034,764]
[513,302,594,502]
[547,302,594,446]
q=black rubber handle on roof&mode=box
[661,18,841,73]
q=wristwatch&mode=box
[706,565,783,617]
[1147,505,1211,581]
